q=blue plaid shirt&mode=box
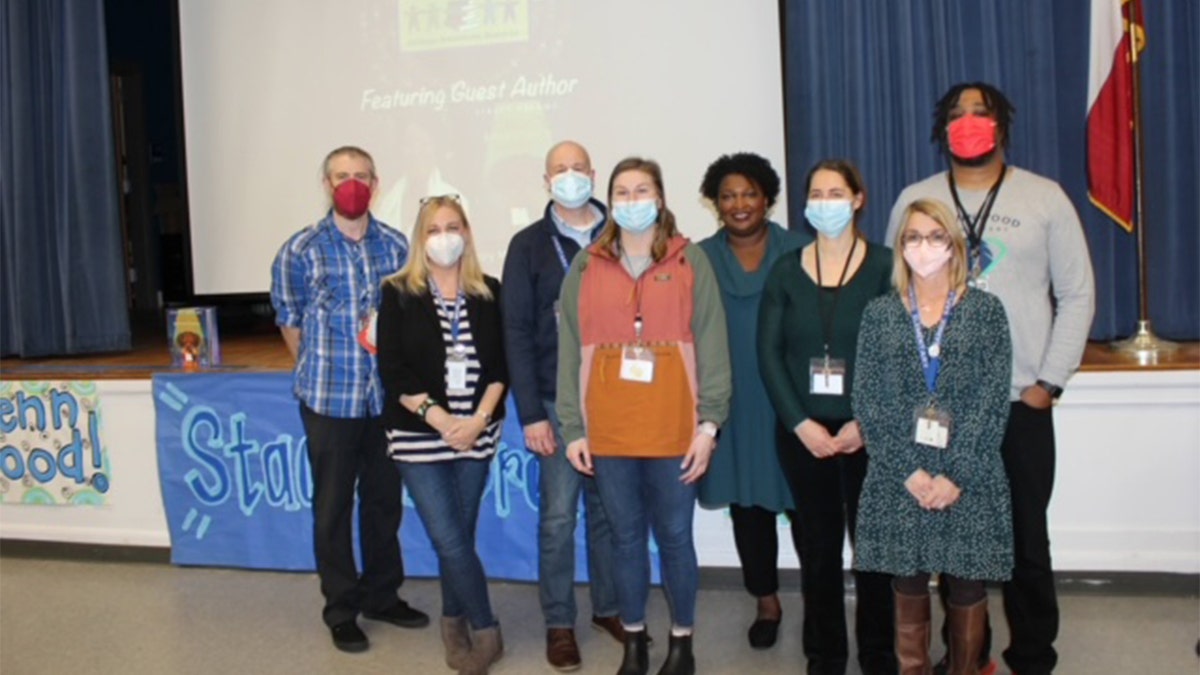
[271,212,408,418]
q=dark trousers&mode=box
[937,401,1058,674]
[300,404,405,627]
[729,503,801,598]
[777,420,896,675]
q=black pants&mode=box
[777,420,896,675]
[300,404,405,627]
[937,401,1058,674]
[729,503,801,598]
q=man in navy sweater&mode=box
[501,141,624,672]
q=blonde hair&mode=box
[387,196,493,299]
[595,157,680,262]
[891,198,969,298]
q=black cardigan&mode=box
[377,275,507,433]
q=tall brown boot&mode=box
[946,599,988,675]
[894,590,933,675]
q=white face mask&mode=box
[903,241,953,279]
[426,231,465,267]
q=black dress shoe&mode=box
[331,620,369,653]
[747,617,780,649]
[362,599,430,628]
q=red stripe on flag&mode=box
[1087,0,1142,233]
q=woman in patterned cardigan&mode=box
[852,198,1013,675]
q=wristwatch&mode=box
[697,421,720,439]
[416,397,439,419]
[1035,380,1063,403]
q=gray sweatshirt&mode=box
[886,167,1096,401]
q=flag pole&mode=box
[1111,0,1178,363]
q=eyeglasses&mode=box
[419,193,461,206]
[900,230,952,249]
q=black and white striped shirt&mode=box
[386,300,501,462]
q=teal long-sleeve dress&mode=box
[697,222,808,512]
[851,289,1014,581]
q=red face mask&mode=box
[946,115,997,161]
[332,179,372,219]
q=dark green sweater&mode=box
[757,241,893,429]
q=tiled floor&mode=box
[0,557,1196,674]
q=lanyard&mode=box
[814,236,860,360]
[908,286,957,394]
[947,165,1006,271]
[620,247,650,343]
[551,235,571,272]
[429,278,466,353]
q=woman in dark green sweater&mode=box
[757,159,895,675]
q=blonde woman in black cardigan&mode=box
[377,195,507,675]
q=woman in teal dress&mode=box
[852,198,1012,675]
[696,153,808,650]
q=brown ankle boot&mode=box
[440,616,471,669]
[894,590,932,675]
[458,624,503,675]
[946,599,988,675]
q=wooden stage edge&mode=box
[2,332,1197,381]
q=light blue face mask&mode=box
[611,199,659,233]
[550,170,593,209]
[804,199,855,237]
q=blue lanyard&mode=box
[429,278,465,345]
[551,235,571,272]
[908,286,957,394]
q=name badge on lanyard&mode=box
[620,314,655,383]
[809,355,846,395]
[810,238,858,397]
[432,279,469,391]
[909,287,956,449]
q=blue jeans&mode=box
[539,401,619,628]
[592,455,699,629]
[395,457,496,630]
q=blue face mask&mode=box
[611,199,659,233]
[550,170,593,209]
[804,199,855,237]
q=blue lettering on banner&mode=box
[0,382,110,505]
[152,372,655,582]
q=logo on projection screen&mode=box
[399,0,529,52]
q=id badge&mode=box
[808,358,846,396]
[446,357,469,391]
[913,405,952,449]
[357,311,378,355]
[968,265,989,291]
[619,345,655,383]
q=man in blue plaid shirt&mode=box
[271,146,428,653]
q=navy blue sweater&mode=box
[500,199,606,426]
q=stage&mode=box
[3,328,1197,381]
[1,326,1198,575]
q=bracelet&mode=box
[416,398,438,419]
[476,410,493,424]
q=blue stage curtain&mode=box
[0,0,131,356]
[783,0,1198,340]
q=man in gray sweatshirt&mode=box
[885,82,1095,675]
